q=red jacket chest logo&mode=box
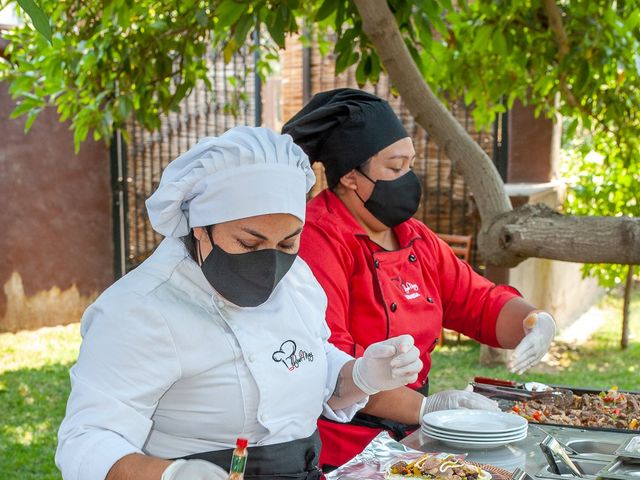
[391,276,422,300]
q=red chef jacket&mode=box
[299,189,520,469]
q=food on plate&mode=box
[511,387,640,430]
[386,453,492,480]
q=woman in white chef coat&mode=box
[56,127,423,480]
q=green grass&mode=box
[0,289,638,479]
[0,324,81,480]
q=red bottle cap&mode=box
[236,438,248,449]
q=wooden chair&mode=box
[436,233,473,346]
[436,233,473,263]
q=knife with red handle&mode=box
[474,376,522,388]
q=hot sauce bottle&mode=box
[228,438,249,480]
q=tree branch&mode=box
[541,1,583,109]
[543,0,570,58]
[541,0,613,137]
[482,204,640,266]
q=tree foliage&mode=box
[2,0,639,164]
[563,134,639,289]
[0,0,285,148]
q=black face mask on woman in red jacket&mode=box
[355,168,423,228]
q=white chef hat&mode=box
[146,126,316,237]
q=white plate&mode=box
[423,423,527,440]
[424,429,528,450]
[421,425,527,441]
[422,409,527,434]
[422,429,527,443]
[423,426,527,440]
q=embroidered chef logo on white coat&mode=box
[272,340,314,371]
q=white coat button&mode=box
[261,413,269,422]
[248,354,256,363]
[217,300,225,309]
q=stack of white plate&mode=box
[422,409,528,450]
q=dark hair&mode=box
[181,225,215,262]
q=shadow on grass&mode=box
[0,363,73,480]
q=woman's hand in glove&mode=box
[510,311,556,374]
[419,390,500,423]
[352,334,423,395]
[162,459,228,480]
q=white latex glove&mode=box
[162,459,228,480]
[510,311,556,374]
[352,334,422,395]
[419,390,500,423]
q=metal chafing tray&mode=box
[615,436,640,460]
[598,457,640,479]
[531,385,640,435]
[478,383,640,434]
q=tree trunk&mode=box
[621,265,634,350]
[352,0,640,267]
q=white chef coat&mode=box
[55,237,365,480]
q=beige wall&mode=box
[509,258,603,329]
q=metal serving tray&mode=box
[598,457,640,479]
[614,436,640,460]
[534,457,608,479]
[497,384,640,435]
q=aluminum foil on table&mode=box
[325,432,435,480]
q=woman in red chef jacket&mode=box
[282,89,556,471]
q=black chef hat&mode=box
[282,88,408,188]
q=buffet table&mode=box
[401,424,638,477]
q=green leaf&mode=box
[624,10,640,31]
[369,53,381,85]
[149,20,169,31]
[195,9,209,27]
[491,29,507,54]
[316,0,338,22]
[170,82,190,109]
[24,108,41,131]
[216,0,247,28]
[335,48,358,74]
[16,0,52,42]
[423,0,440,18]
[117,96,133,120]
[355,52,368,87]
[10,100,36,119]
[233,14,254,45]
[73,122,89,153]
[266,7,287,48]
[223,39,239,63]
[438,0,454,10]
[473,25,493,51]
[573,60,591,96]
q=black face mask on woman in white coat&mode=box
[199,229,297,308]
